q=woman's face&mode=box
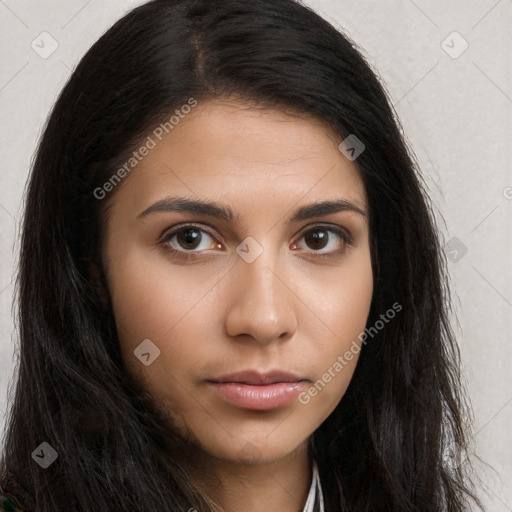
[102,99,373,465]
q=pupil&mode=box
[180,228,201,249]
[306,229,327,250]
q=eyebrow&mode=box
[137,196,367,222]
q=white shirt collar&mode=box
[301,459,324,512]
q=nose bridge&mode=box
[224,238,297,343]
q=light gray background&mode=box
[0,1,510,510]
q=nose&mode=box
[224,247,298,345]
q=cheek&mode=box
[106,244,230,409]
[295,252,373,406]
[298,247,373,346]
[107,244,209,354]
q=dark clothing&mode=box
[0,488,24,511]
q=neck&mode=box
[184,441,313,512]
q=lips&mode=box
[209,369,307,385]
[206,370,309,411]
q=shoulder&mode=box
[0,488,25,511]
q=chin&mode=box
[196,432,309,466]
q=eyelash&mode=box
[158,223,354,261]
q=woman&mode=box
[0,0,483,510]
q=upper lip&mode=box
[208,370,307,385]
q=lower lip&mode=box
[207,381,306,411]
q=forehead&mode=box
[108,99,367,219]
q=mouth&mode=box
[206,369,310,411]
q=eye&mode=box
[159,224,221,255]
[158,223,353,260]
[292,224,353,257]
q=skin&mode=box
[101,98,374,512]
